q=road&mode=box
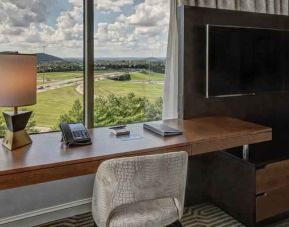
[37,72,127,93]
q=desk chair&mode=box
[92,151,188,227]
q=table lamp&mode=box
[0,53,37,150]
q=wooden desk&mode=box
[0,116,271,190]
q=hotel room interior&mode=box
[3,0,289,226]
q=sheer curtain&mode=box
[163,0,289,120]
[162,0,179,120]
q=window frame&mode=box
[83,0,94,128]
[1,0,166,135]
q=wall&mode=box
[0,174,95,227]
[178,6,289,162]
[3,4,289,226]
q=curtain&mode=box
[185,0,289,14]
[163,0,289,120]
[162,0,179,120]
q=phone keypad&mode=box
[73,130,88,139]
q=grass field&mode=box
[130,71,164,81]
[17,71,164,129]
[95,80,163,101]
[30,86,82,127]
[95,71,164,101]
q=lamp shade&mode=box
[0,53,37,107]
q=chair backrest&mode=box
[92,151,188,227]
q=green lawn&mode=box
[95,80,163,102]
[38,71,83,80]
[94,71,164,101]
[130,71,164,81]
[3,71,164,129]
[30,86,82,127]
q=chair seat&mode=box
[108,197,179,227]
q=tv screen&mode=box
[207,25,289,97]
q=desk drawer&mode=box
[256,159,289,194]
[256,184,289,222]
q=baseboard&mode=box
[0,198,92,227]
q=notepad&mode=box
[143,123,182,137]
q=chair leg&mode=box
[167,220,183,227]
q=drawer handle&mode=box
[256,192,268,198]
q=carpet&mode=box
[36,203,289,227]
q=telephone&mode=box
[59,123,92,147]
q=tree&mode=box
[56,93,163,128]
[143,97,163,121]
[52,99,83,131]
[57,99,83,124]
[26,111,40,134]
[94,93,162,126]
[0,115,5,137]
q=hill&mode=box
[36,53,65,64]
[94,57,166,62]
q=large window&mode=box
[93,0,169,127]
[0,0,169,137]
[0,0,83,136]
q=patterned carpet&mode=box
[37,203,289,227]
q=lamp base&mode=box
[2,111,32,150]
[2,130,32,150]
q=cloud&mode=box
[0,24,23,35]
[95,0,134,12]
[0,0,47,28]
[118,0,169,27]
[68,0,82,7]
[95,22,134,43]
[52,6,83,41]
[94,0,169,57]
[69,0,134,12]
[0,0,169,57]
[0,0,83,57]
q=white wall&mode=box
[0,174,95,227]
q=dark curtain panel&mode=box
[179,0,289,15]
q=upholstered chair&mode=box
[92,151,188,227]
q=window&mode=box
[0,0,83,136]
[93,0,169,127]
[0,0,170,137]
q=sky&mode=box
[0,0,170,58]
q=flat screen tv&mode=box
[206,25,289,97]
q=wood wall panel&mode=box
[178,6,289,161]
